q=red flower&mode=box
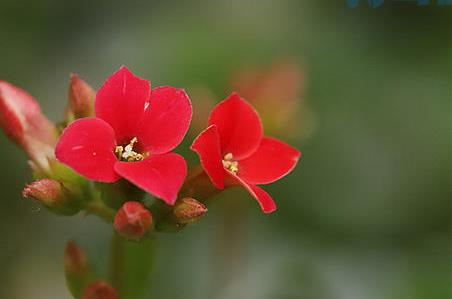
[56,67,192,204]
[191,93,300,213]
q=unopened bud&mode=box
[114,201,152,240]
[65,240,93,298]
[22,179,80,215]
[0,81,57,171]
[67,74,95,120]
[0,81,57,147]
[173,198,207,225]
[65,240,89,274]
[82,281,117,299]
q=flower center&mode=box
[222,153,239,174]
[115,137,145,162]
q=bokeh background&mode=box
[0,1,450,298]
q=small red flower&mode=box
[191,93,300,213]
[56,67,192,204]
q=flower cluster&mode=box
[0,66,300,238]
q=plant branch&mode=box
[84,201,116,222]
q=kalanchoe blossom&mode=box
[56,66,192,204]
[0,81,57,171]
[114,201,152,240]
[191,93,300,213]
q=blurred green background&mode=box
[0,1,450,298]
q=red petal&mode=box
[114,153,187,205]
[137,86,192,154]
[225,173,276,213]
[0,81,56,147]
[95,66,150,144]
[238,137,300,184]
[55,118,120,182]
[190,125,224,189]
[208,93,263,160]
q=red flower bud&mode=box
[0,81,57,171]
[22,178,62,204]
[82,281,117,299]
[22,178,80,215]
[67,73,95,120]
[65,241,94,298]
[114,201,152,240]
[65,240,89,274]
[173,197,208,225]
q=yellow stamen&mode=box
[224,153,234,161]
[115,137,145,162]
[222,152,239,174]
[115,145,124,159]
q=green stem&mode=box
[85,201,116,222]
[108,233,156,298]
[109,232,124,294]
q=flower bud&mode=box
[22,178,80,215]
[0,81,57,171]
[82,281,117,299]
[114,201,152,240]
[173,197,208,225]
[65,240,94,298]
[66,73,95,120]
[65,240,89,274]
